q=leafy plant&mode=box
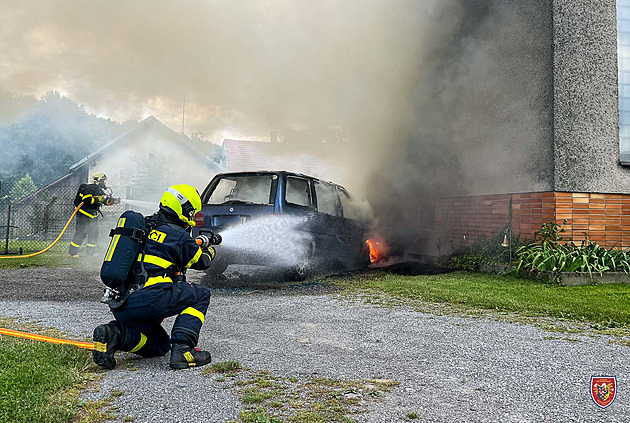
[533,220,567,244]
[513,221,630,279]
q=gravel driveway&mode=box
[0,267,628,422]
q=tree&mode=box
[9,174,37,202]
[0,90,132,186]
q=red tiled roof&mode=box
[223,139,343,181]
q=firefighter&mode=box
[92,184,215,370]
[68,172,111,257]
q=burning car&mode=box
[193,171,371,280]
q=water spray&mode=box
[215,215,313,267]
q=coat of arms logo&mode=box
[590,376,617,409]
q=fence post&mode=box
[4,203,11,255]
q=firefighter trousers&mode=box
[68,213,98,256]
[111,282,211,357]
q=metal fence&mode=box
[0,184,163,255]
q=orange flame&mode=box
[366,239,388,263]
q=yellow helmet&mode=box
[160,184,202,227]
[92,172,107,185]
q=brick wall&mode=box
[422,192,630,253]
[555,192,630,247]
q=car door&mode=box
[282,174,317,240]
[312,180,350,269]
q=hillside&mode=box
[0,91,134,192]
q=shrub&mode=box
[442,254,489,272]
[445,224,523,270]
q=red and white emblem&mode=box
[590,376,617,409]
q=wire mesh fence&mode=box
[0,184,163,256]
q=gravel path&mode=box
[0,267,628,422]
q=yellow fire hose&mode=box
[0,202,84,259]
[0,327,94,350]
[0,201,97,349]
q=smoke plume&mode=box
[0,0,554,253]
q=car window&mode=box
[338,188,360,220]
[315,181,341,216]
[286,176,312,207]
[207,175,274,205]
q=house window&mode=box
[618,0,630,163]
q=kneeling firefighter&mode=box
[92,184,216,370]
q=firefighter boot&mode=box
[92,322,121,370]
[169,343,212,369]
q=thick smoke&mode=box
[0,0,553,254]
[362,0,554,252]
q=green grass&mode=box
[0,239,71,255]
[206,367,397,422]
[203,360,244,374]
[0,337,93,423]
[330,271,630,327]
[0,251,90,269]
[239,409,283,423]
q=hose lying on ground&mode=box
[0,327,94,349]
[0,202,84,259]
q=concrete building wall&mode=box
[412,1,630,257]
[453,0,555,196]
[553,0,630,193]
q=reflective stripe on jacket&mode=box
[134,218,213,287]
[74,183,105,215]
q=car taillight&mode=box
[194,212,205,227]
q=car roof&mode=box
[214,170,344,188]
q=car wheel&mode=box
[288,259,310,281]
[205,258,229,278]
[286,240,315,281]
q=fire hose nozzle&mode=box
[196,233,222,248]
[104,195,120,206]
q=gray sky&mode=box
[0,0,439,144]
[0,0,554,249]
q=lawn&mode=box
[0,239,70,254]
[330,270,630,327]
[0,246,104,269]
[0,251,84,269]
[0,336,92,423]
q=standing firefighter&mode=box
[68,172,112,257]
[92,184,216,370]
